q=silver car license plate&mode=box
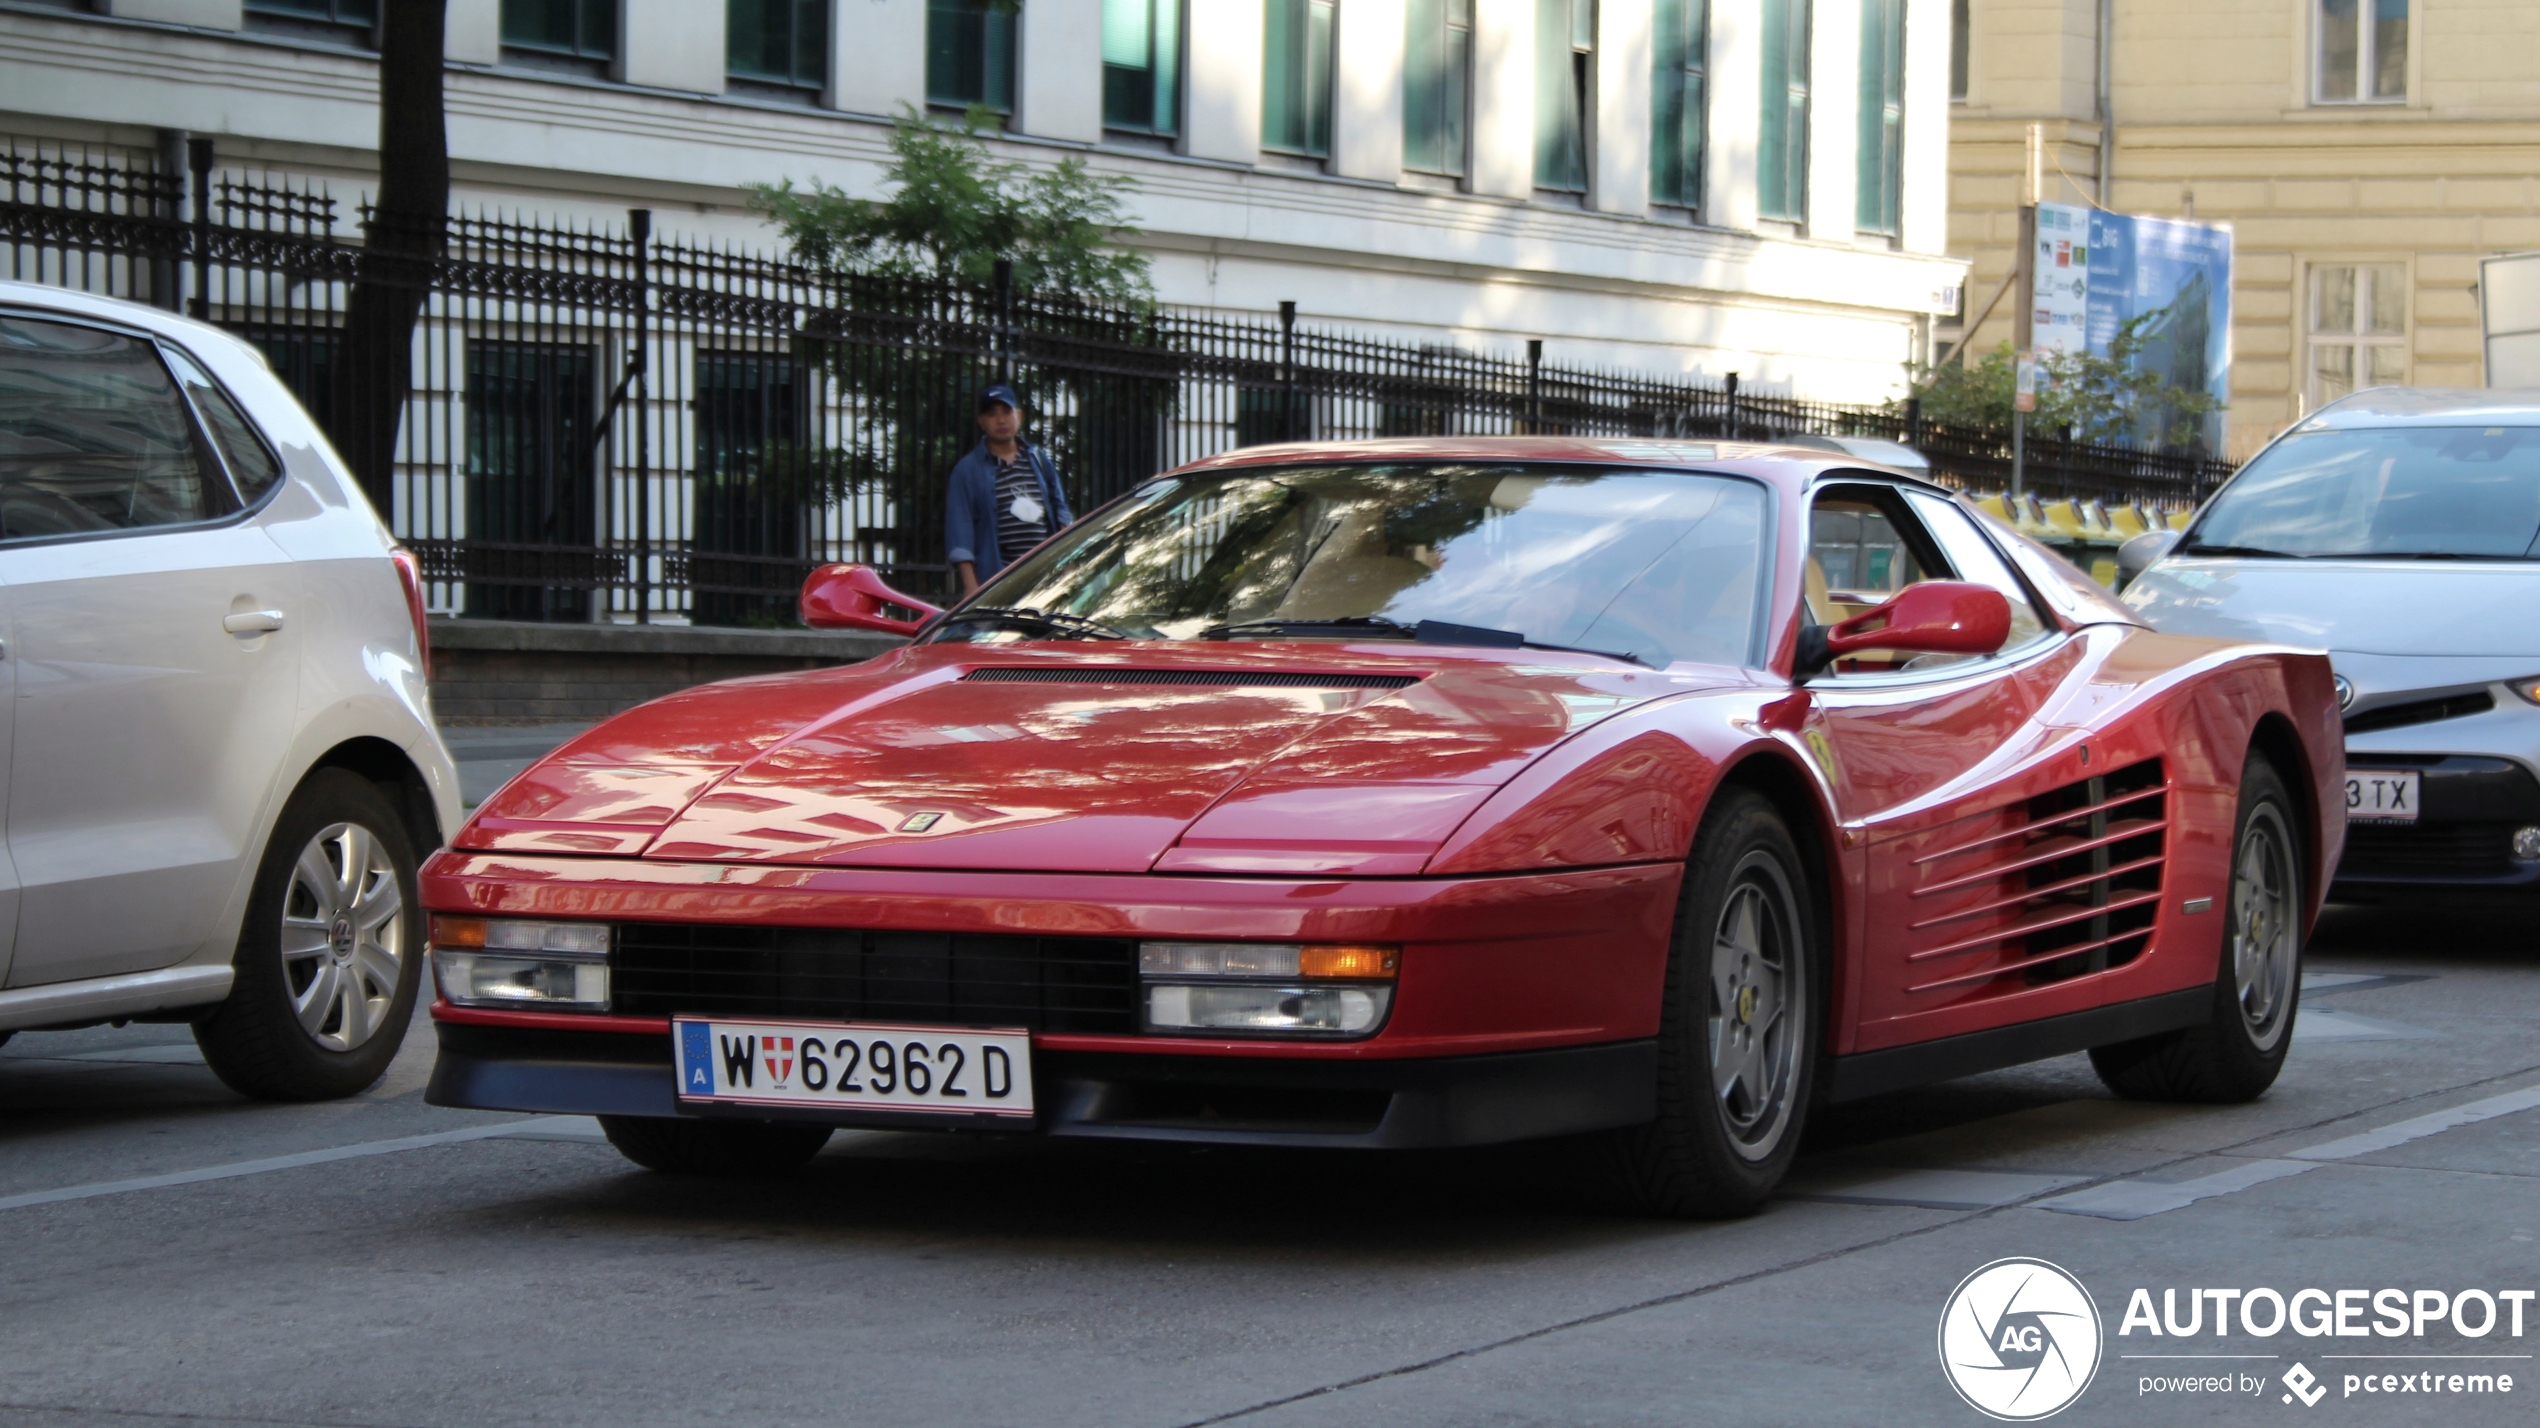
[2346,769,2421,824]
[674,1017,1034,1118]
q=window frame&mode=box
[2312,0,2409,107]
[726,0,831,97]
[1103,0,1184,138]
[1650,0,1709,211]
[1758,0,1812,224]
[0,308,280,551]
[241,0,377,45]
[1403,0,1474,178]
[926,0,1018,115]
[1534,0,1595,195]
[2304,260,2411,413]
[500,0,619,71]
[1799,478,2063,686]
[1949,0,1969,103]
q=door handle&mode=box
[223,610,286,635]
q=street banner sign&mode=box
[2027,201,2234,450]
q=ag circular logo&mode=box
[1938,1258,2103,1420]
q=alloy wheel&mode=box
[278,821,406,1053]
[2230,803,2298,1051]
[1708,851,1805,1162]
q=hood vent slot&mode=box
[2343,691,2493,736]
[964,667,1417,690]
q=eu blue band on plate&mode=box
[679,1021,713,1093]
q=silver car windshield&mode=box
[2187,426,2540,560]
[949,462,1769,668]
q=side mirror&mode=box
[799,564,944,636]
[1797,581,2012,680]
[2114,530,2180,590]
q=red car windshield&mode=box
[956,462,1769,669]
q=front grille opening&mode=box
[2340,821,2516,878]
[964,667,1417,690]
[2344,691,2495,736]
[610,925,1138,1034]
[2020,757,2166,985]
[1082,1081,1393,1135]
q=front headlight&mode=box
[1137,942,1398,1039]
[432,916,610,1011]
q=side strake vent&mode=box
[1904,757,2168,998]
[964,667,1418,690]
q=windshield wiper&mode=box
[932,605,1133,640]
[1201,615,1650,667]
[2177,542,2308,559]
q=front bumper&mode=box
[2335,753,2540,890]
[426,1020,1657,1149]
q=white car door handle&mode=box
[222,610,286,635]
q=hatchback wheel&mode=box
[1604,788,1821,1218]
[2090,750,2302,1102]
[195,769,423,1101]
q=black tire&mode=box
[1603,788,1822,1218]
[2090,751,2303,1103]
[599,1116,834,1175]
[194,769,424,1101]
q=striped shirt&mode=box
[992,451,1051,565]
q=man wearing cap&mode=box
[945,384,1073,597]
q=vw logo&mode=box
[329,916,356,958]
[1937,1258,2102,1420]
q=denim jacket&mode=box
[944,441,1072,574]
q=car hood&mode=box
[456,642,1735,874]
[2123,557,2540,657]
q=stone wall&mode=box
[428,620,905,723]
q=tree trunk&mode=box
[327,1,448,519]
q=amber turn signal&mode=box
[433,915,487,949]
[1297,944,1400,980]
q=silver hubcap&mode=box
[1708,852,1805,1161]
[279,822,405,1053]
[2231,803,2298,1050]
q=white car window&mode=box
[0,316,227,540]
[164,346,284,504]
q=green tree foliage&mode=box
[751,106,1153,304]
[1907,315,2225,450]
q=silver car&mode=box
[2120,388,2540,893]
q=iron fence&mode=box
[2,135,2239,622]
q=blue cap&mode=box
[978,383,1021,412]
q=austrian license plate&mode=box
[2346,769,2422,824]
[674,1017,1035,1118]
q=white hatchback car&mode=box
[0,281,460,1098]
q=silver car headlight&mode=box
[1136,942,1398,1039]
[431,916,610,1010]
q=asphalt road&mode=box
[3,897,2535,1428]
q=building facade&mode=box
[2,0,1962,403]
[1946,0,2540,458]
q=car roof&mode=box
[2293,387,2540,430]
[1173,435,1941,497]
[0,279,265,359]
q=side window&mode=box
[0,316,222,542]
[164,347,285,504]
[1806,482,1949,676]
[1906,490,2058,655]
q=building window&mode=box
[1535,0,1593,193]
[692,352,814,627]
[2316,0,2406,104]
[1950,0,1969,101]
[1403,0,1472,176]
[242,0,376,42]
[1651,0,1708,208]
[1262,0,1337,157]
[1104,0,1182,136]
[1758,0,1811,223]
[928,0,1017,114]
[1856,0,1904,236]
[502,0,617,69]
[728,0,829,97]
[2309,263,2408,409]
[465,342,597,622]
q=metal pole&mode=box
[186,136,213,321]
[630,208,652,625]
[1724,370,1739,440]
[2012,407,2026,500]
[1279,300,1298,441]
[1526,339,1543,434]
[1906,395,1923,448]
[995,258,1014,387]
[152,129,186,313]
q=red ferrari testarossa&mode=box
[425,438,2340,1215]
